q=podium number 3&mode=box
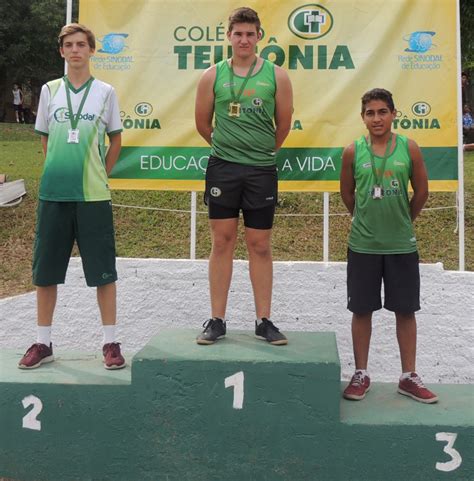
[22,395,43,431]
[436,432,462,472]
[225,371,244,409]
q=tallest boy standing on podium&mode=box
[195,7,293,345]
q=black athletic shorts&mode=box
[205,156,278,229]
[347,248,420,314]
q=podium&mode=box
[1,329,472,480]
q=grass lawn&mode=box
[0,123,472,298]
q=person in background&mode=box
[12,83,24,123]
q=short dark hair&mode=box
[58,23,95,50]
[361,88,395,113]
[228,7,261,33]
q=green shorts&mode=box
[33,200,117,287]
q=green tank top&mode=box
[211,59,276,166]
[349,134,417,254]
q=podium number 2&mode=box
[436,432,462,472]
[22,395,43,431]
[225,371,244,409]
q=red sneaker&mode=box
[18,343,54,369]
[103,342,126,370]
[343,371,371,400]
[398,373,438,403]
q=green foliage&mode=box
[461,0,474,68]
[0,0,78,91]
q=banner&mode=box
[80,0,459,192]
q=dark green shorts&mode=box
[33,200,117,287]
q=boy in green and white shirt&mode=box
[19,23,125,370]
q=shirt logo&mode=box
[252,98,263,107]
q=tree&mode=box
[460,0,474,69]
[0,0,78,93]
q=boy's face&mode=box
[227,23,261,58]
[361,99,396,138]
[60,32,94,68]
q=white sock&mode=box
[103,325,116,345]
[400,371,414,380]
[355,369,368,377]
[256,318,268,325]
[37,326,52,346]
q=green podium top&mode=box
[341,382,474,427]
[135,328,340,366]
[0,350,131,385]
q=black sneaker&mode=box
[196,318,226,345]
[255,318,288,345]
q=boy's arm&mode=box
[40,136,48,156]
[105,133,122,175]
[408,139,429,221]
[340,143,356,215]
[274,66,293,151]
[195,66,216,145]
[35,85,50,156]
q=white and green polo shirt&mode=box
[35,76,122,201]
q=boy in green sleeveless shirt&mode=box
[194,7,293,345]
[340,88,437,403]
[18,24,125,370]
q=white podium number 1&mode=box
[224,371,244,409]
[436,432,462,472]
[22,395,43,431]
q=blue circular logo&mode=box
[404,31,436,53]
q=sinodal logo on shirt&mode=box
[54,107,95,123]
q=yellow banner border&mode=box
[110,179,458,193]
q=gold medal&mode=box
[228,102,241,117]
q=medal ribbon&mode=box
[229,57,258,104]
[366,134,393,187]
[65,76,93,131]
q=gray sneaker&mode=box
[196,318,226,345]
[255,318,288,345]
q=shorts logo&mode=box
[252,98,263,107]
[102,273,113,279]
[265,196,274,201]
[210,187,221,197]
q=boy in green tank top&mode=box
[194,7,293,345]
[340,88,437,403]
